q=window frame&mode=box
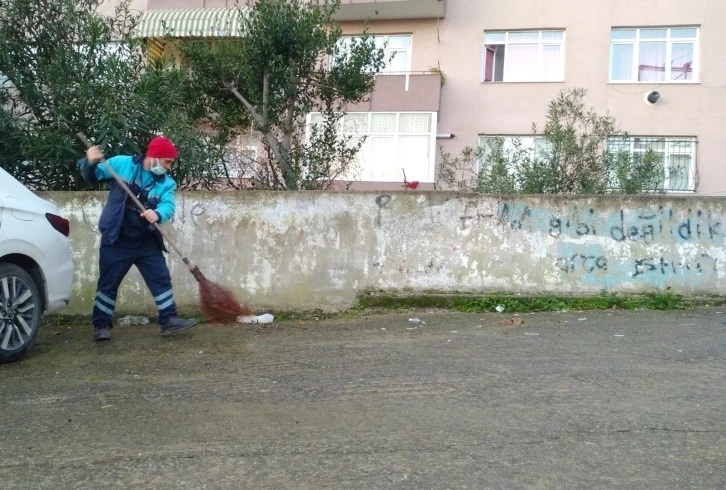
[481,30,566,83]
[307,111,438,183]
[225,134,259,179]
[609,27,699,83]
[334,34,413,75]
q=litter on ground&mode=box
[498,318,525,326]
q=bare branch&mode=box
[227,85,264,126]
[281,64,297,154]
[262,72,269,128]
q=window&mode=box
[225,134,258,179]
[607,137,697,191]
[610,27,698,82]
[483,30,565,82]
[308,112,437,182]
[335,34,412,74]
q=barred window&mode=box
[608,137,697,192]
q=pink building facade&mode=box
[122,0,726,194]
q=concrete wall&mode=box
[44,191,726,316]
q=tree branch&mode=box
[227,85,264,126]
[225,84,286,187]
[262,71,269,128]
[281,64,297,154]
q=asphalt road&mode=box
[1,308,724,489]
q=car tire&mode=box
[0,263,43,364]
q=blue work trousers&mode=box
[92,237,177,326]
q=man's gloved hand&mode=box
[140,209,159,224]
[86,146,104,164]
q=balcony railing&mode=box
[335,0,446,21]
[346,72,442,113]
[146,0,447,21]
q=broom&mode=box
[76,133,253,323]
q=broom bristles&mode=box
[191,266,254,323]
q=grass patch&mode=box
[452,289,694,313]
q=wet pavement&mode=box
[1,308,724,489]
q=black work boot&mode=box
[160,316,198,336]
[94,324,112,342]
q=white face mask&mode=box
[150,158,167,176]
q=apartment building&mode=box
[121,0,726,194]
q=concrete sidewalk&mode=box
[1,308,724,489]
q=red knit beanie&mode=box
[146,136,178,159]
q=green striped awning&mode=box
[134,7,248,38]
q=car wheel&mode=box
[0,263,42,364]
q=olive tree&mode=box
[0,0,215,190]
[437,88,666,194]
[180,0,385,190]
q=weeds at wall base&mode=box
[357,289,712,313]
[45,290,717,326]
[450,291,697,313]
[253,290,708,322]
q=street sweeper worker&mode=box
[78,136,198,341]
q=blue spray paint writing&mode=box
[555,253,718,278]
[495,203,723,243]
[556,254,608,273]
[609,208,722,243]
[632,254,718,278]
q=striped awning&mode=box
[134,7,248,38]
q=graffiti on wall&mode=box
[496,202,723,243]
[477,201,725,285]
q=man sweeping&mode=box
[78,136,197,341]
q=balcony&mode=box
[143,0,446,27]
[335,0,446,21]
[346,73,442,112]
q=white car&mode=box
[0,168,74,363]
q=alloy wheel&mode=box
[0,275,37,351]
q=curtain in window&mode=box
[508,31,540,43]
[541,45,562,81]
[343,113,368,134]
[388,50,408,74]
[339,137,366,181]
[369,137,397,179]
[671,43,694,81]
[310,113,324,132]
[638,42,666,81]
[504,44,538,81]
[371,113,396,132]
[399,113,431,132]
[667,154,691,190]
[397,136,430,181]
